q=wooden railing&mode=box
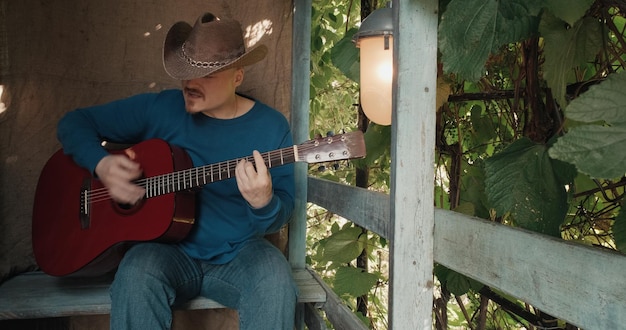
[308,176,626,329]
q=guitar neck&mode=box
[140,145,298,198]
[134,130,366,199]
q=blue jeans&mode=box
[109,238,297,329]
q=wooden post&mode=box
[289,0,311,271]
[290,0,312,328]
[389,0,438,328]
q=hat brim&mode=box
[163,21,268,80]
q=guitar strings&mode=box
[84,134,353,205]
[84,140,343,205]
[84,146,309,205]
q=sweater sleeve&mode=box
[56,93,156,173]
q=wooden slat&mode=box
[308,268,368,330]
[308,177,390,238]
[304,303,327,330]
[435,209,626,330]
[0,269,325,320]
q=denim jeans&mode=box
[109,238,297,329]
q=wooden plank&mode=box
[0,269,325,320]
[434,209,626,330]
[304,303,327,330]
[308,268,368,330]
[288,0,312,271]
[290,1,313,328]
[308,177,390,238]
[388,0,439,329]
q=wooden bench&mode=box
[0,268,326,320]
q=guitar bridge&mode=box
[80,178,91,229]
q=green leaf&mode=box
[549,72,626,179]
[333,266,380,297]
[545,0,594,27]
[613,209,626,253]
[549,125,626,179]
[435,264,484,296]
[485,138,574,236]
[459,160,491,219]
[331,28,360,82]
[453,202,476,216]
[562,72,626,125]
[353,123,391,169]
[439,0,542,81]
[446,270,484,296]
[540,13,604,106]
[470,104,497,147]
[572,173,598,195]
[318,226,365,264]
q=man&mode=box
[57,12,297,329]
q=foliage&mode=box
[438,0,543,82]
[549,71,626,179]
[435,0,626,328]
[308,0,625,329]
[307,1,390,328]
[485,137,576,237]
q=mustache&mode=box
[184,87,203,96]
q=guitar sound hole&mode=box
[113,198,144,215]
[118,203,134,210]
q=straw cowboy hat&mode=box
[163,12,268,80]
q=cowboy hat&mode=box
[163,13,268,80]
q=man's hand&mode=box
[235,150,273,209]
[95,153,145,205]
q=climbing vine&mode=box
[307,0,626,329]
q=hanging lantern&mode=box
[353,6,393,126]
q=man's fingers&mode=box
[251,150,267,175]
[95,154,145,204]
[234,151,273,209]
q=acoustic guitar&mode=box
[32,131,365,276]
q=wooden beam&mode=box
[434,209,626,330]
[308,269,368,330]
[307,177,390,238]
[389,0,439,328]
[288,0,312,270]
[290,1,312,328]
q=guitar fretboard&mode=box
[140,146,298,198]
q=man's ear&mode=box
[234,68,245,86]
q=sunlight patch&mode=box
[245,19,273,47]
[0,85,6,115]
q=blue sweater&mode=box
[57,89,295,264]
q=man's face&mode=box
[181,67,244,116]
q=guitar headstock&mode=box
[297,131,366,164]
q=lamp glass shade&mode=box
[359,35,393,126]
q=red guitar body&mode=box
[32,139,196,277]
